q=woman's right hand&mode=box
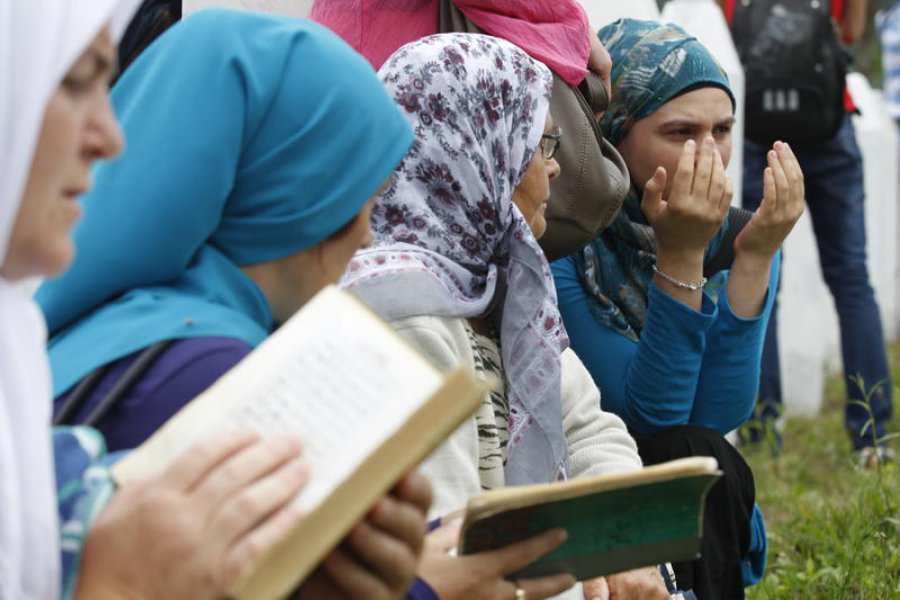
[76,430,309,600]
[418,519,577,600]
[641,136,732,260]
[293,471,432,600]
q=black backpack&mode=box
[729,0,848,146]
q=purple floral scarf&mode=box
[342,33,568,485]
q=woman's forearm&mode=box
[692,258,780,432]
[653,248,706,312]
[724,252,773,318]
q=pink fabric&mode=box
[310,0,591,86]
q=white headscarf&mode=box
[0,2,138,597]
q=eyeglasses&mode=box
[540,126,562,160]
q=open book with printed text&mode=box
[114,285,487,600]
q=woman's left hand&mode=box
[582,567,669,599]
[733,141,805,262]
[418,520,576,600]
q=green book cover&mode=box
[459,457,720,581]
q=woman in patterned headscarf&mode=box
[39,9,412,449]
[552,19,806,599]
[343,32,670,600]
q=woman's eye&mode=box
[62,75,94,95]
[668,129,692,137]
[714,126,733,136]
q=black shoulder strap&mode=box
[704,206,754,278]
[53,340,174,427]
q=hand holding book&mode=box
[77,431,309,600]
[292,470,432,600]
[112,287,487,599]
[582,567,670,600]
[81,430,431,600]
[418,520,577,600]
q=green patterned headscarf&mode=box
[598,19,736,146]
[573,19,735,341]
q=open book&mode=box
[460,457,721,580]
[113,285,487,600]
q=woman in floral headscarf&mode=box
[552,19,806,599]
[343,33,669,600]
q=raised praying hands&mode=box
[733,141,805,262]
[640,136,733,260]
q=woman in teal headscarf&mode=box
[2,3,434,599]
[36,8,413,447]
[552,19,806,599]
[35,11,440,599]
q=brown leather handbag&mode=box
[439,0,629,261]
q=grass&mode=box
[741,344,900,599]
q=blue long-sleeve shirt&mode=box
[552,254,779,587]
[551,254,779,437]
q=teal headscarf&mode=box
[574,19,735,341]
[36,9,413,396]
[599,19,735,146]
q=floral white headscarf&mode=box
[343,33,568,485]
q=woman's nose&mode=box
[85,93,125,161]
[547,156,561,181]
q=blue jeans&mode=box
[742,116,893,449]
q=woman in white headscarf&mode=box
[0,2,430,599]
[1,5,139,597]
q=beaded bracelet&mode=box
[651,263,707,291]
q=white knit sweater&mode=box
[393,315,643,599]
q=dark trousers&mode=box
[742,116,894,449]
[637,425,754,600]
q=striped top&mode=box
[465,322,510,491]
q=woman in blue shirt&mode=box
[552,19,806,600]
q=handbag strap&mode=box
[438,0,482,34]
[578,71,609,117]
[703,206,754,278]
[53,340,175,427]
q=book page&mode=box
[114,286,444,513]
[183,0,313,18]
